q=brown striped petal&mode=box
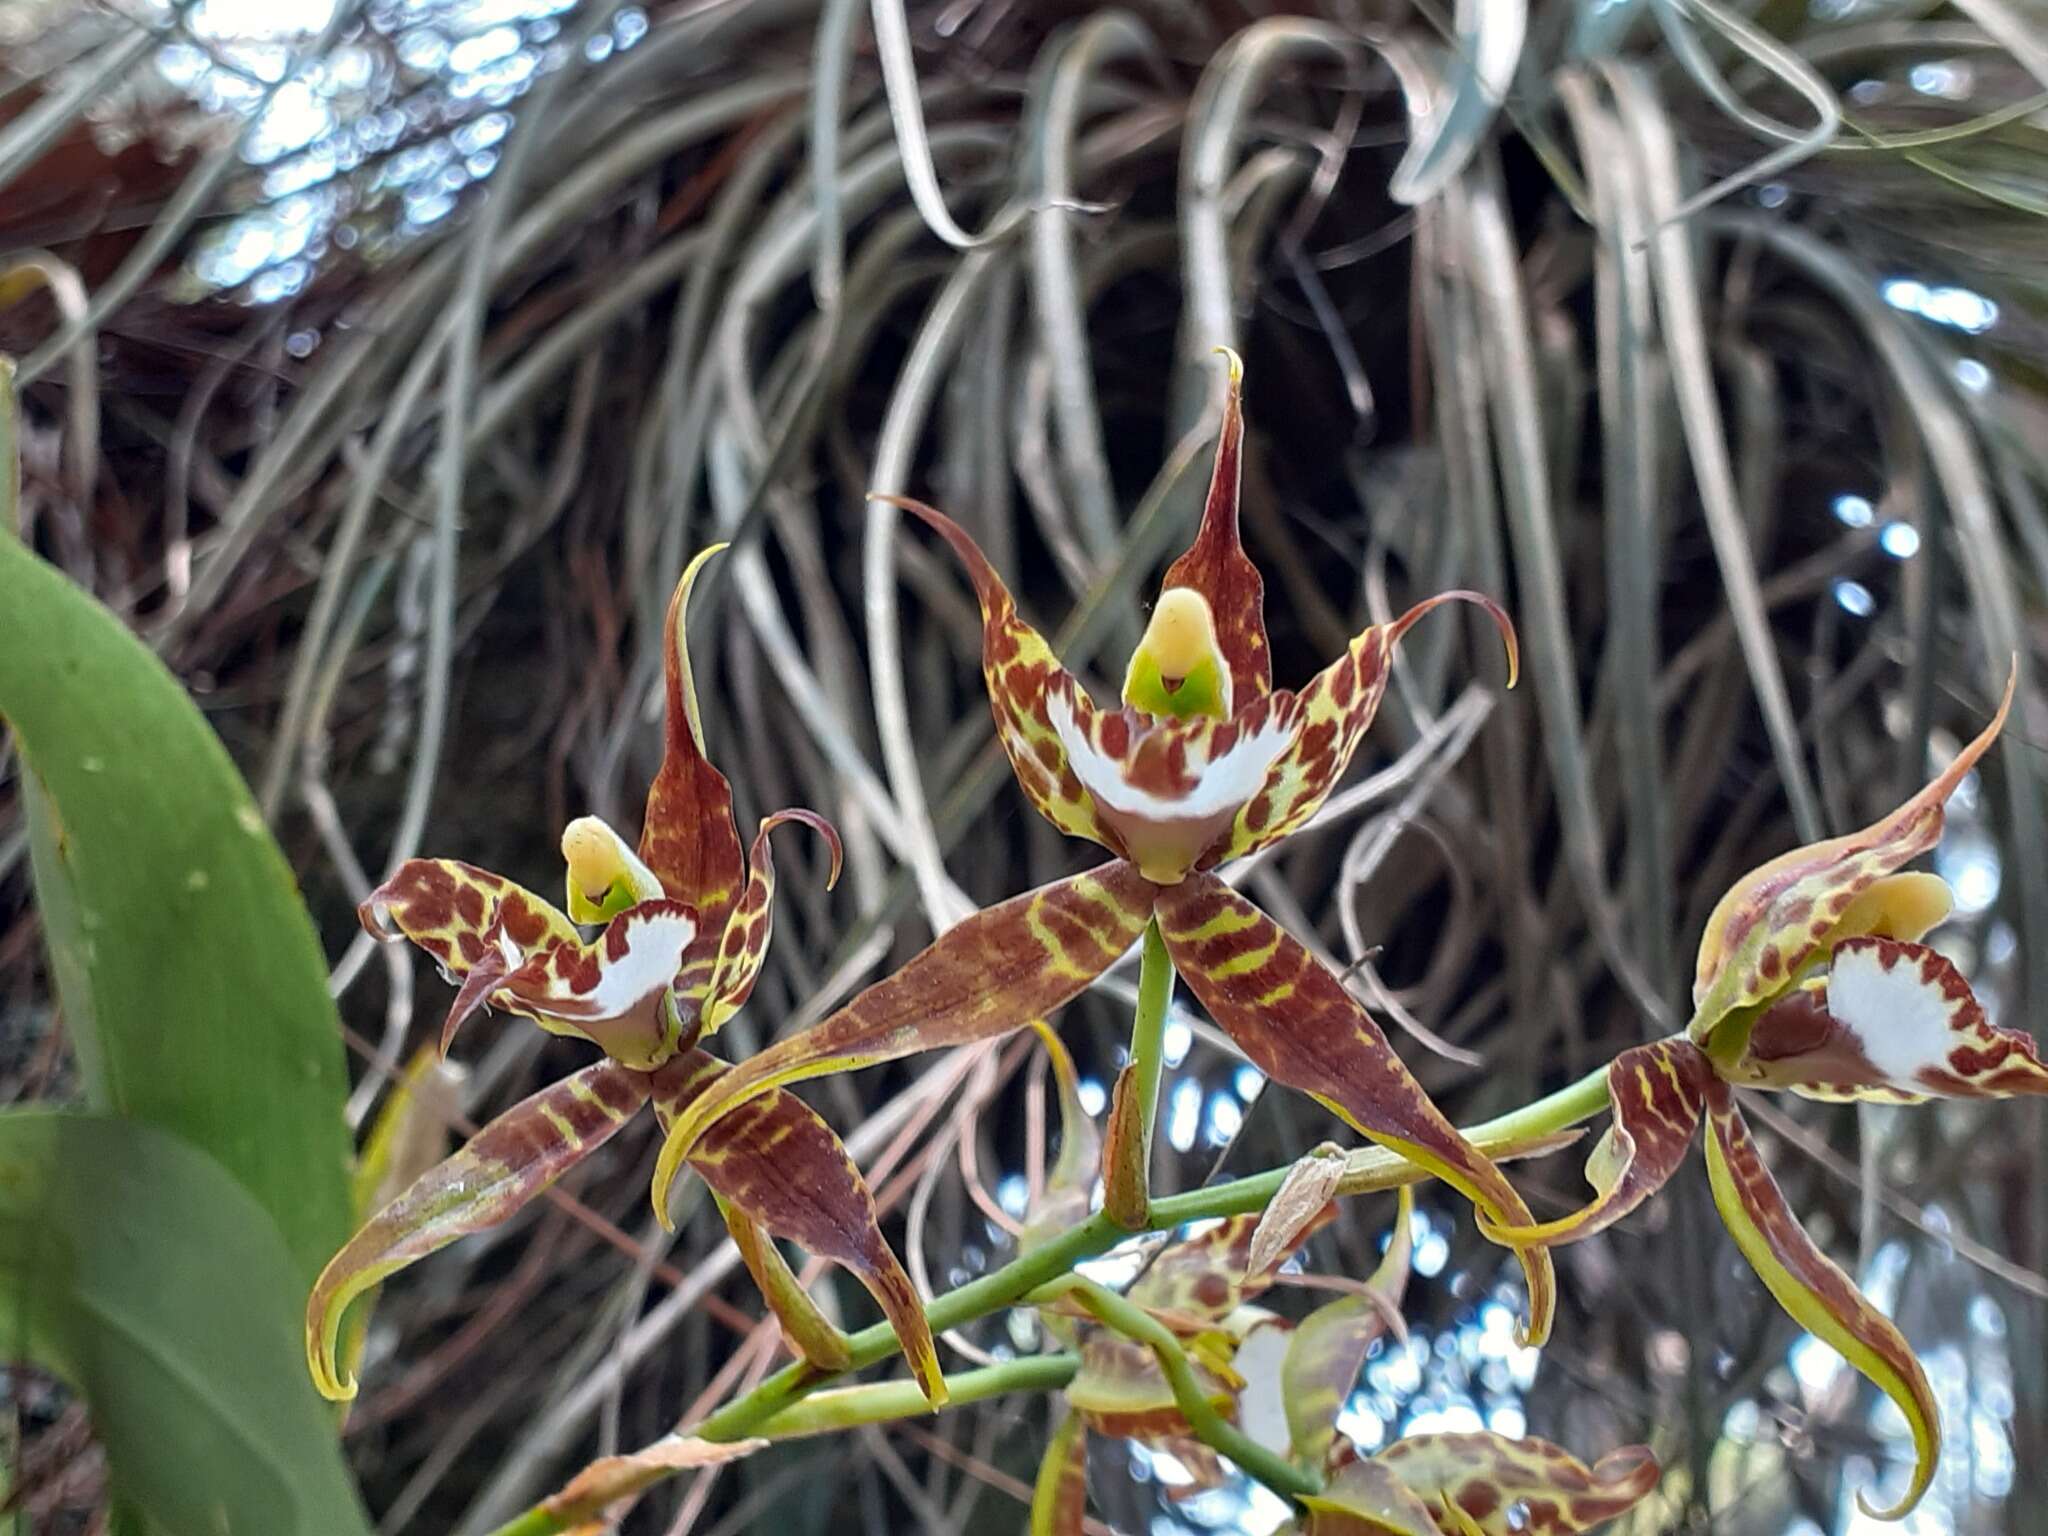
[1701,1076,1937,1520]
[360,857,581,983]
[1153,347,1270,706]
[1155,873,1554,1347]
[1218,593,1518,867]
[650,1050,944,1405]
[701,808,844,1036]
[648,862,1160,1226]
[1689,670,2012,1047]
[1371,1432,1661,1533]
[880,492,1118,854]
[1284,1186,1414,1468]
[640,545,749,972]
[307,1062,650,1400]
[1128,1206,1335,1331]
[714,1196,852,1374]
[1478,1039,1710,1246]
[1733,936,2048,1103]
[1029,1410,1089,1536]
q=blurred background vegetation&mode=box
[4,0,2047,1531]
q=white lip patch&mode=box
[1048,691,1294,825]
[532,905,697,1020]
[1825,939,1961,1092]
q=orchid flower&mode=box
[306,547,945,1406]
[648,351,1556,1347]
[1022,1047,1658,1535]
[1478,672,2040,1520]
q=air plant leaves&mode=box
[1730,935,2048,1102]
[881,491,1116,851]
[1285,1186,1414,1468]
[1699,1076,1936,1520]
[648,861,1159,1221]
[1029,1409,1090,1536]
[535,1433,765,1529]
[1154,872,1555,1346]
[1688,670,2012,1048]
[1369,1433,1661,1534]
[1479,1039,1711,1246]
[307,1061,651,1401]
[1247,1143,1349,1279]
[638,544,749,961]
[701,808,844,1035]
[649,1049,945,1405]
[1152,347,1268,706]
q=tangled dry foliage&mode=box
[5,0,2048,1531]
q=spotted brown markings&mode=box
[1700,1074,1938,1519]
[1126,1208,1333,1331]
[1155,872,1555,1347]
[641,552,748,952]
[1482,1039,1711,1246]
[1689,670,2014,1044]
[360,858,582,968]
[1370,1434,1661,1535]
[306,1061,653,1400]
[696,808,842,1036]
[648,1049,944,1404]
[1158,348,1271,706]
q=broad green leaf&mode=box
[0,498,352,1284]
[0,1111,372,1536]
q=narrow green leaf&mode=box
[0,1111,372,1536]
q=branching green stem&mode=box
[480,1061,1613,1536]
[751,1353,1079,1439]
[1028,1274,1320,1502]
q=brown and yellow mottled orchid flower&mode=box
[1281,1435,1661,1536]
[1480,673,2042,1521]
[305,547,945,1408]
[650,352,1556,1347]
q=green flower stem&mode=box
[750,1353,1079,1439]
[481,1062,1614,1536]
[1028,1274,1321,1503]
[1107,917,1174,1222]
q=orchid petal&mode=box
[1735,935,2048,1103]
[1128,1207,1334,1330]
[882,492,1118,852]
[359,858,581,981]
[1065,1334,1233,1439]
[715,1196,853,1374]
[480,898,698,1068]
[1371,1433,1662,1534]
[1284,1186,1414,1468]
[1049,687,1300,883]
[1701,1076,1937,1520]
[1029,1410,1090,1536]
[1156,347,1271,705]
[1296,1457,1440,1536]
[1221,593,1518,865]
[307,1062,649,1400]
[1478,1039,1710,1246]
[650,1050,944,1405]
[641,545,749,956]
[701,808,844,1035]
[1689,670,2013,1046]
[1155,873,1554,1346]
[648,862,1159,1225]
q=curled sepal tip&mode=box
[306,1062,650,1400]
[1477,1039,1709,1246]
[1701,1077,1937,1520]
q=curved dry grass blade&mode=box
[1391,0,1527,205]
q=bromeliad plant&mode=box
[305,546,946,1406]
[318,354,2040,1535]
